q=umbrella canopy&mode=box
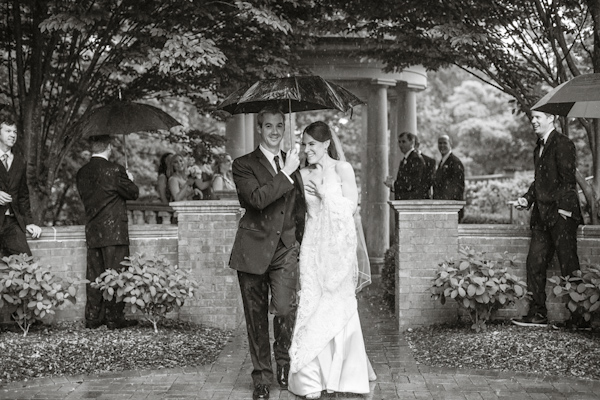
[79,101,182,138]
[218,75,364,115]
[532,73,600,118]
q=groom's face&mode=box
[258,113,285,152]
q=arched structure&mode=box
[224,37,427,268]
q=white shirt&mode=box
[259,145,292,183]
[439,151,452,168]
[538,128,553,157]
[0,149,13,170]
[91,154,109,161]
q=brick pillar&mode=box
[170,200,244,330]
[389,200,464,331]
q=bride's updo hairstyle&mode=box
[303,121,339,160]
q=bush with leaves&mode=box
[91,254,199,333]
[431,247,529,331]
[381,246,396,311]
[0,254,84,336]
[548,265,600,323]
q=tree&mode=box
[322,0,600,222]
[0,0,320,223]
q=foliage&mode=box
[167,129,228,165]
[549,265,600,323]
[90,254,199,333]
[0,254,84,336]
[380,246,397,312]
[431,247,529,332]
[0,0,324,224]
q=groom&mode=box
[230,106,305,400]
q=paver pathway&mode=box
[1,281,600,399]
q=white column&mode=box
[225,115,246,159]
[365,79,394,267]
[244,114,255,153]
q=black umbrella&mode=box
[532,73,600,118]
[78,101,182,167]
[217,75,364,144]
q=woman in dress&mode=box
[167,153,202,201]
[288,121,373,399]
[211,153,235,191]
[156,152,174,203]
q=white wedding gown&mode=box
[288,164,371,396]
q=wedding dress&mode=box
[288,164,371,397]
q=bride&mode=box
[288,121,374,399]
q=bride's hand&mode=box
[305,179,323,198]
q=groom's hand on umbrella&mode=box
[282,148,300,175]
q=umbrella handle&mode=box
[288,98,293,152]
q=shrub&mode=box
[381,246,396,311]
[91,253,199,333]
[0,254,84,336]
[548,265,600,322]
[430,246,529,332]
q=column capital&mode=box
[370,78,397,87]
[389,200,465,213]
[395,80,426,92]
[170,200,241,214]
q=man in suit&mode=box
[433,135,465,221]
[230,107,305,400]
[415,136,435,199]
[76,135,139,330]
[513,111,582,327]
[0,116,42,257]
[385,131,427,199]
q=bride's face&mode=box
[302,133,330,165]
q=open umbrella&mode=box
[532,73,600,118]
[217,75,364,144]
[78,101,182,167]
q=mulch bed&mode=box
[0,319,231,385]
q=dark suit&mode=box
[421,152,435,199]
[433,152,465,220]
[0,152,34,256]
[522,130,582,317]
[76,156,139,324]
[393,150,427,200]
[230,147,305,387]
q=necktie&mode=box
[1,154,8,170]
[537,138,544,157]
[273,155,282,173]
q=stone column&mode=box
[396,84,418,166]
[170,200,244,330]
[389,200,464,331]
[360,104,368,226]
[245,114,256,153]
[225,115,246,160]
[365,79,394,268]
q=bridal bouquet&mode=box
[187,165,203,179]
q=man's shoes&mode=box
[277,364,289,389]
[85,320,104,329]
[553,316,592,331]
[511,313,548,327]
[252,384,270,400]
[106,319,138,330]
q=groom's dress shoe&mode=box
[253,384,269,400]
[277,364,289,389]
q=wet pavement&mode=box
[1,281,599,400]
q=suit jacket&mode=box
[76,157,139,248]
[394,150,427,200]
[229,148,306,275]
[421,152,435,199]
[523,130,582,229]
[433,153,465,201]
[0,152,33,233]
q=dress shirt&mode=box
[0,149,13,170]
[91,154,109,161]
[259,145,293,183]
[438,151,452,168]
[538,128,552,157]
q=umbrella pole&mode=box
[122,133,128,169]
[288,98,292,152]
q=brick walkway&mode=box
[2,282,600,400]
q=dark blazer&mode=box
[523,130,582,228]
[421,152,435,199]
[394,150,427,200]
[229,148,305,275]
[76,157,139,248]
[433,152,465,201]
[0,152,33,233]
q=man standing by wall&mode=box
[415,136,435,199]
[229,107,305,400]
[77,135,139,330]
[385,131,427,200]
[513,111,583,327]
[433,135,465,221]
[0,116,42,257]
